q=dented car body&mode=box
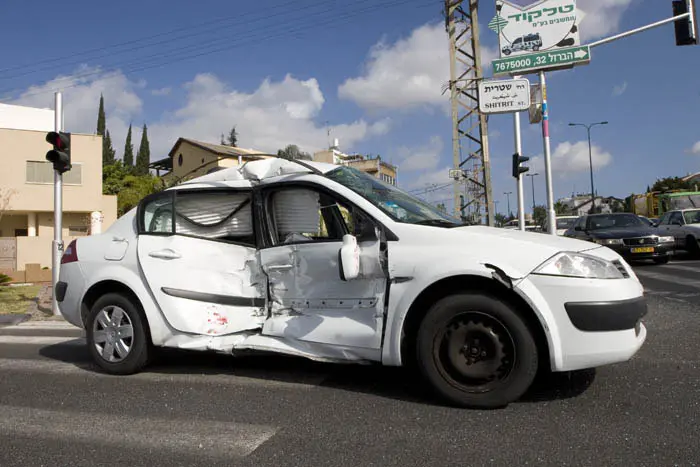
[57,158,648,408]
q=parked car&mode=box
[56,158,647,409]
[502,33,542,55]
[555,216,578,236]
[564,213,674,264]
[655,208,700,256]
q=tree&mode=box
[135,124,151,176]
[102,160,163,216]
[554,201,569,215]
[103,130,116,166]
[650,176,693,193]
[225,126,238,147]
[96,94,105,136]
[436,203,447,213]
[277,144,312,161]
[494,213,507,227]
[533,205,547,229]
[0,188,17,226]
[123,124,134,168]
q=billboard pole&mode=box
[52,92,63,316]
[539,71,556,235]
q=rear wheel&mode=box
[416,293,538,409]
[686,235,700,258]
[86,293,150,375]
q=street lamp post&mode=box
[504,191,512,218]
[526,173,539,213]
[568,121,608,213]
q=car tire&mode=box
[415,293,538,409]
[533,45,540,51]
[686,235,700,258]
[503,49,511,56]
[653,257,669,265]
[86,293,151,375]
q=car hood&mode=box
[393,224,608,279]
[587,227,657,239]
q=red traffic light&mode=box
[46,131,70,150]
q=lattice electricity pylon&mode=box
[444,0,494,226]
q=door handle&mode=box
[149,249,181,260]
[267,264,293,271]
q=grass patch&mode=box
[0,285,42,315]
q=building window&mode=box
[26,161,82,185]
[178,154,183,166]
[68,226,89,236]
[14,229,28,237]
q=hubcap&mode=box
[92,306,134,363]
[434,312,516,393]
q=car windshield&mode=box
[683,209,700,224]
[587,214,645,230]
[326,166,465,227]
[556,218,576,229]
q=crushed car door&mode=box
[257,185,388,349]
[136,189,266,336]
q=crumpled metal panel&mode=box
[241,158,310,182]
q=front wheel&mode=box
[86,293,151,375]
[416,293,538,409]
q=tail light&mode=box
[61,240,78,264]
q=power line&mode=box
[2,0,432,101]
[0,0,325,77]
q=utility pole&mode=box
[52,92,63,316]
[445,0,494,226]
[526,173,539,213]
[569,121,608,214]
[504,191,512,218]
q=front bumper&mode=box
[515,267,647,372]
[602,241,673,260]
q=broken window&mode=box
[174,191,254,245]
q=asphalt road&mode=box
[0,261,699,467]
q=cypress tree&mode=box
[135,124,151,176]
[123,124,134,168]
[97,94,105,136]
[103,130,116,166]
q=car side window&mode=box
[669,212,683,225]
[659,213,671,225]
[139,190,255,246]
[574,216,585,230]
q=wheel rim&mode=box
[433,311,516,393]
[92,306,134,363]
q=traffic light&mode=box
[512,153,530,178]
[673,0,698,46]
[45,131,71,173]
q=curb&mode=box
[0,313,31,326]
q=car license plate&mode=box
[631,247,654,253]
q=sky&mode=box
[1,0,698,215]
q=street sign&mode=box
[478,78,530,114]
[492,45,591,76]
[493,0,581,60]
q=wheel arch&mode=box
[81,280,154,346]
[397,274,551,372]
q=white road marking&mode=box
[2,320,82,330]
[0,358,328,389]
[0,336,84,345]
[0,404,276,459]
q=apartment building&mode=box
[313,139,398,185]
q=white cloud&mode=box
[10,69,389,163]
[403,165,454,190]
[577,0,635,41]
[530,140,612,175]
[338,22,497,112]
[690,141,700,155]
[395,135,444,172]
[11,66,142,159]
[149,73,390,159]
[151,87,172,96]
[612,81,627,96]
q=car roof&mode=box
[171,158,339,190]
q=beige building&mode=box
[150,138,274,183]
[313,140,398,186]
[0,104,117,272]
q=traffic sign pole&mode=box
[52,92,63,316]
[539,72,556,236]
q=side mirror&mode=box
[339,234,360,281]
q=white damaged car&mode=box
[56,158,647,408]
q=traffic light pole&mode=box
[539,71,557,236]
[52,92,63,317]
[513,111,525,231]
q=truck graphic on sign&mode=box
[501,33,543,55]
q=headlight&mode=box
[658,236,674,243]
[594,238,623,246]
[533,252,624,279]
